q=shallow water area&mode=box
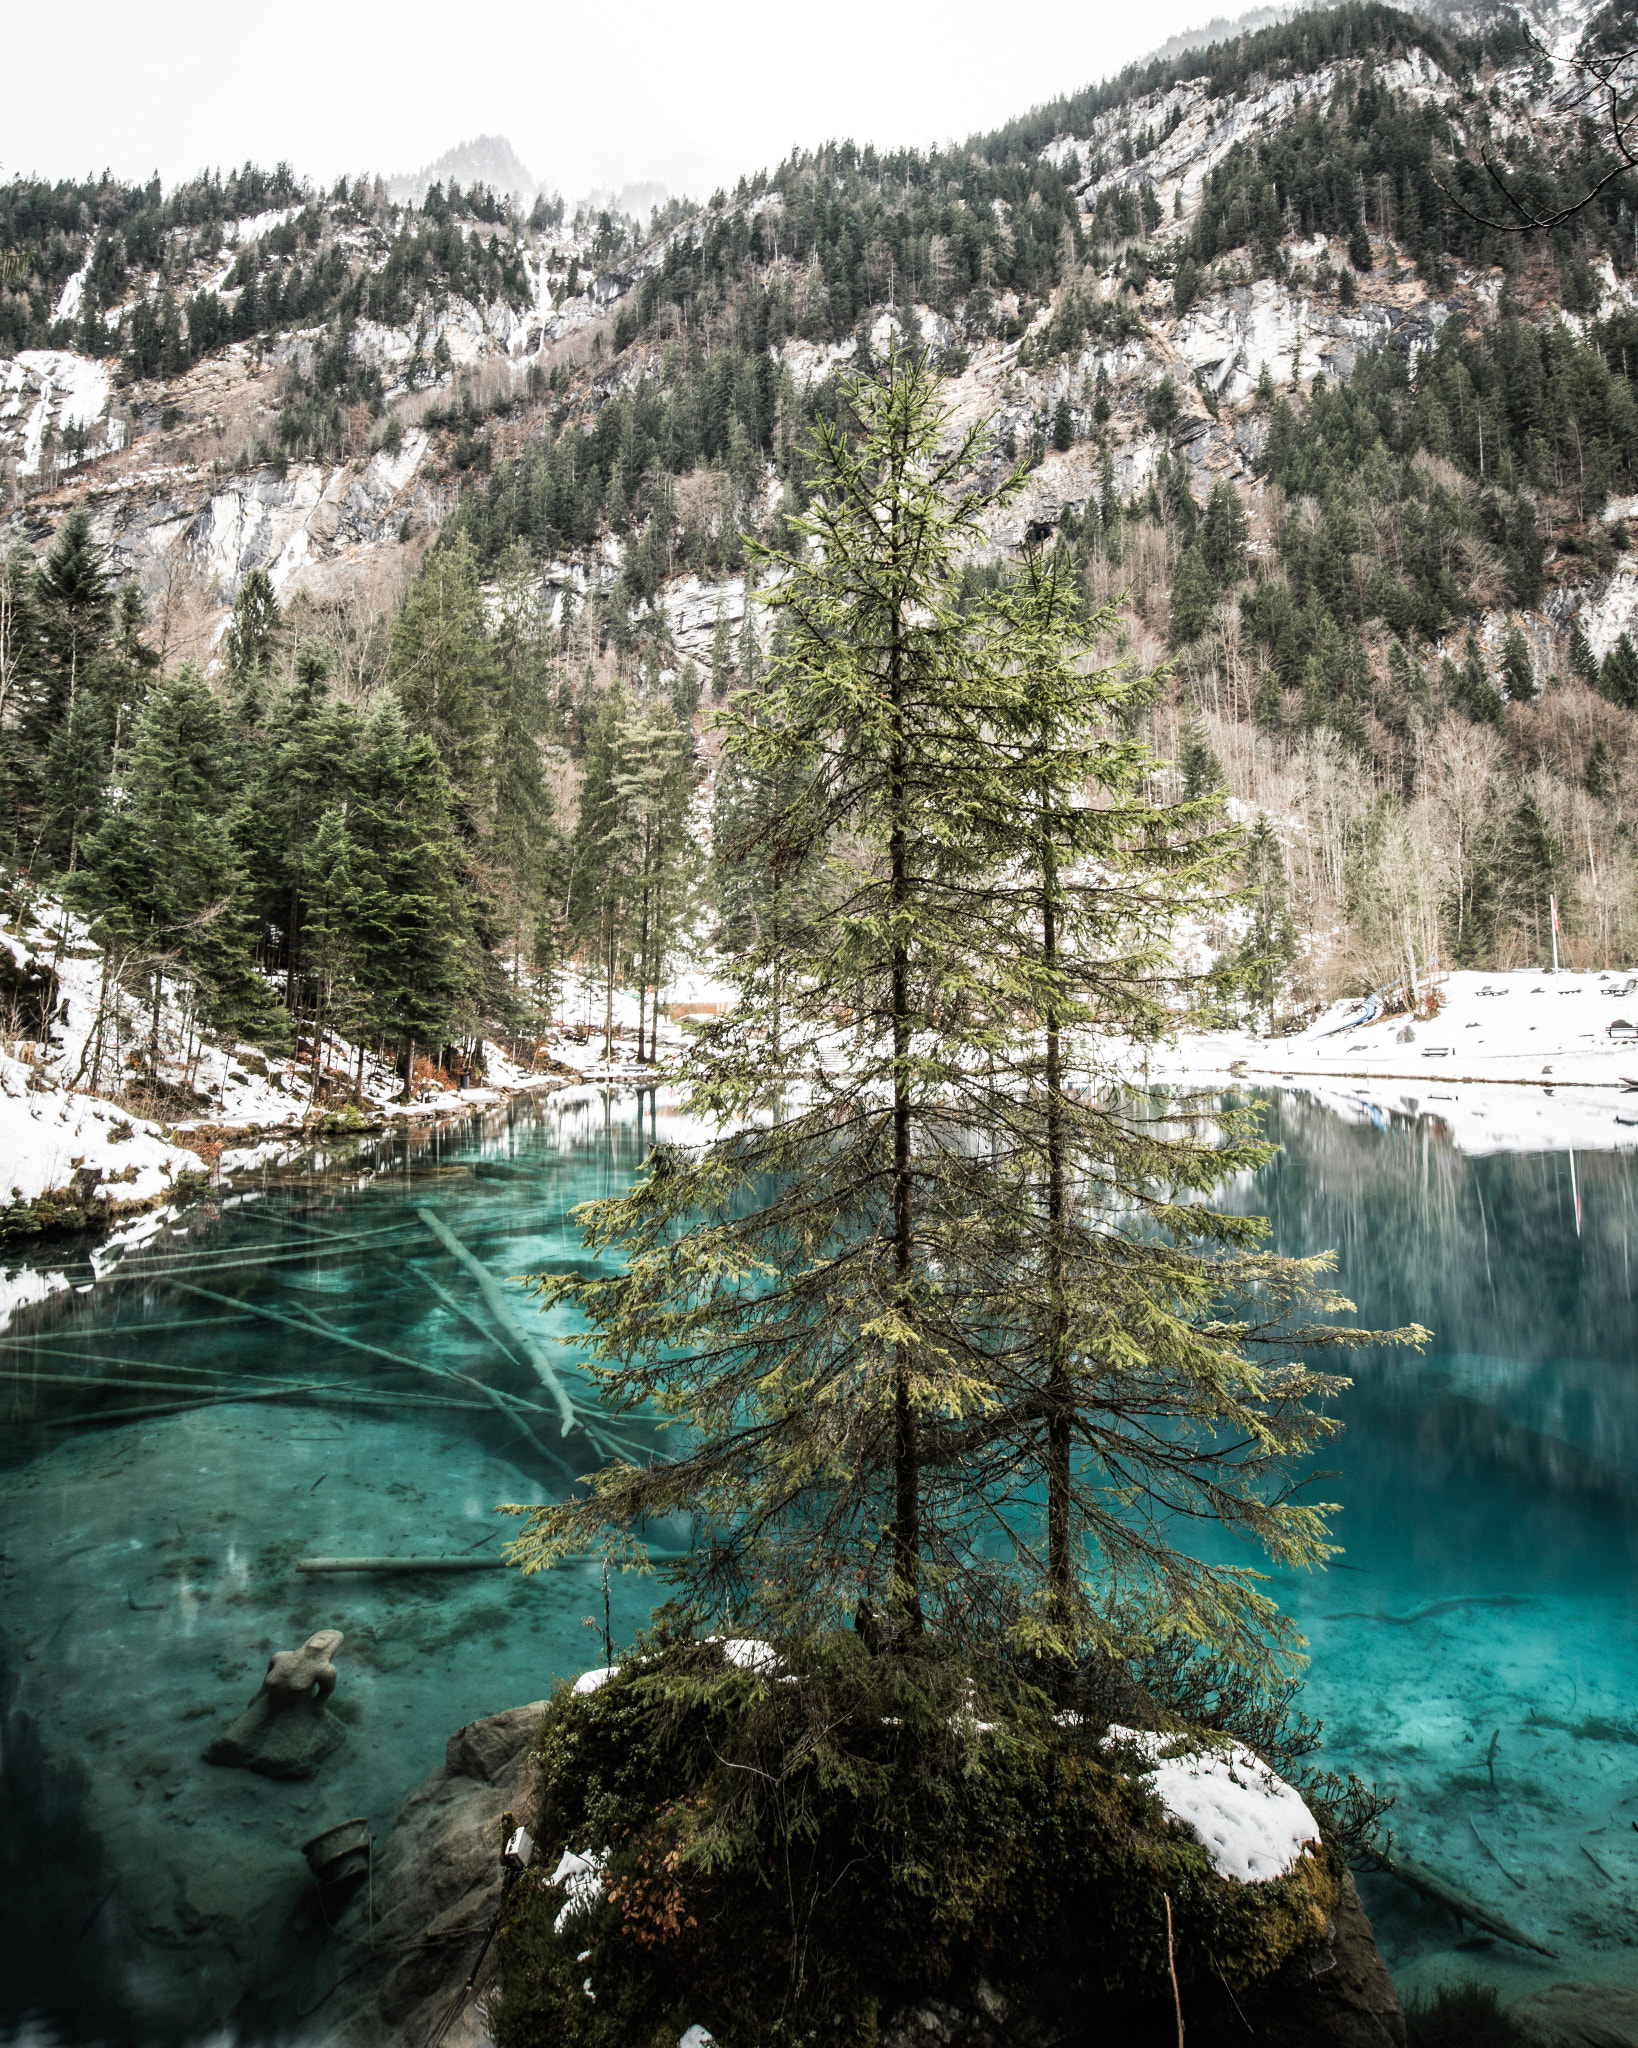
[4,1078,1638,2038]
[1235,1089,1638,2011]
[0,1085,671,2046]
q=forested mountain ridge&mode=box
[5,0,1638,1114]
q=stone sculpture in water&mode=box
[204,1628,347,1779]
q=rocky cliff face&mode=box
[2,0,1629,792]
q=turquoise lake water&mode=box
[1,1083,1634,2040]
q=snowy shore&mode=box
[1145,967,1638,1154]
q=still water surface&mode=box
[0,1083,1634,2038]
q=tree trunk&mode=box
[1042,847,1072,1640]
[888,604,921,1634]
[603,900,616,1062]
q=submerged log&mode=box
[296,1556,511,1574]
[415,1207,576,1436]
[1384,1855,1557,1956]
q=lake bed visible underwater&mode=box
[2,1083,1635,2038]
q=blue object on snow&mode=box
[1315,989,1382,1039]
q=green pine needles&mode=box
[506,349,1424,1679]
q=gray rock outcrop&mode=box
[326,1698,547,2048]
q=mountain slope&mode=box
[4,0,1638,1016]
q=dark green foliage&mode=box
[1454,635,1506,727]
[1503,788,1568,958]
[1170,546,1218,647]
[73,668,286,1043]
[324,699,474,1060]
[1601,633,1638,709]
[1238,812,1298,1027]
[1145,375,1181,435]
[1179,721,1224,800]
[1199,478,1248,589]
[223,568,281,690]
[1570,622,1600,687]
[492,1637,1341,2048]
[1051,395,1072,451]
[1587,734,1617,798]
[1245,314,1638,648]
[1501,624,1536,704]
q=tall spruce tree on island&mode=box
[509,352,1421,1678]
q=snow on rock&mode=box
[1,350,119,475]
[714,1637,781,1674]
[53,261,91,323]
[1103,1726,1320,1884]
[678,2029,716,2048]
[549,1846,609,1934]
[571,1665,619,1696]
[1558,565,1638,661]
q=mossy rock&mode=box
[491,1635,1341,2048]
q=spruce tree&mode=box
[343,698,474,1090]
[1179,717,1224,799]
[1600,634,1638,710]
[75,667,285,1046]
[1237,811,1298,1032]
[1502,623,1536,703]
[388,531,496,802]
[237,647,363,1016]
[224,567,282,692]
[509,354,1410,1676]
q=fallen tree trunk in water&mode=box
[1384,1855,1557,1956]
[296,1556,510,1574]
[416,1205,577,1436]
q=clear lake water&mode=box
[1,1081,1635,2039]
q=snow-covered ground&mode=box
[1144,969,1638,1154]
[1,1050,198,1213]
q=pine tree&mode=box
[1600,634,1638,710]
[1179,718,1224,799]
[1454,634,1506,727]
[1169,546,1217,647]
[1569,622,1600,689]
[710,608,733,701]
[237,648,363,1017]
[1199,478,1248,588]
[571,681,637,1058]
[612,705,694,1062]
[224,567,282,693]
[508,354,1409,1675]
[1501,623,1536,703]
[1051,395,1073,451]
[388,531,496,801]
[487,545,561,991]
[75,667,286,1046]
[736,589,761,690]
[1237,810,1298,1032]
[343,698,475,1091]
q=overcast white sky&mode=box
[7,0,1251,206]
